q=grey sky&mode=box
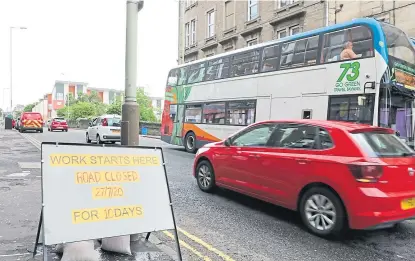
[0,0,178,110]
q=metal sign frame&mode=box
[33,142,182,261]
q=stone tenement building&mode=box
[178,0,415,64]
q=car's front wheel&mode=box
[299,187,347,238]
[195,160,216,193]
[86,133,91,143]
[97,135,103,144]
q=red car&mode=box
[193,120,415,237]
[48,117,68,132]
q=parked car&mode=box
[47,117,68,132]
[193,120,415,237]
[19,112,43,133]
[15,117,21,130]
[86,114,121,144]
[12,119,15,129]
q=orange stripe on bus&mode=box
[183,123,220,142]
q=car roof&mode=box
[99,114,121,118]
[254,119,391,132]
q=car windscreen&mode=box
[54,118,66,122]
[108,117,121,127]
[351,131,414,157]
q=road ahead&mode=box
[22,128,415,261]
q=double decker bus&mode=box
[161,18,415,152]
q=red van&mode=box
[19,112,43,133]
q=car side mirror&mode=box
[224,138,231,147]
[89,122,92,126]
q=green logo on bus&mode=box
[335,61,361,92]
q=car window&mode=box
[351,132,414,157]
[318,128,334,149]
[54,118,66,122]
[271,124,320,149]
[231,124,276,147]
[24,113,41,120]
[107,117,121,127]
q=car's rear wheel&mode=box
[40,129,43,133]
[299,187,347,238]
[86,133,91,143]
[195,160,216,193]
[184,132,197,153]
[65,129,68,132]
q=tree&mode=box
[103,89,157,122]
[136,88,157,122]
[106,96,122,115]
[70,102,97,120]
[23,103,36,112]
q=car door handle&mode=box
[248,154,260,158]
[296,158,310,164]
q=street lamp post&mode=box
[10,26,27,111]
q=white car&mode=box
[86,114,121,144]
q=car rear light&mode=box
[102,118,108,126]
[348,164,383,183]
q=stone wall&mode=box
[139,122,161,136]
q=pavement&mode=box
[3,127,415,261]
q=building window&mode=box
[185,23,190,48]
[185,0,196,8]
[290,25,301,35]
[248,0,258,21]
[191,19,196,45]
[225,0,234,30]
[247,38,258,46]
[277,29,287,39]
[207,10,215,38]
[203,102,226,124]
[279,0,297,8]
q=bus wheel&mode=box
[185,132,197,153]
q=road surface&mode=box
[21,128,415,261]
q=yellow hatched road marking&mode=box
[177,227,235,261]
[163,231,212,261]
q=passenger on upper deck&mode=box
[340,41,358,60]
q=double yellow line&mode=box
[21,133,235,260]
[163,227,234,261]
